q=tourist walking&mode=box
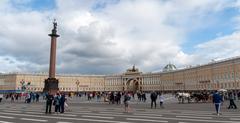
[116,92,121,104]
[45,92,53,114]
[123,92,131,112]
[26,93,31,103]
[212,91,223,116]
[159,93,164,108]
[0,94,3,103]
[32,93,36,102]
[54,93,61,113]
[109,92,114,104]
[64,96,70,111]
[36,93,40,102]
[11,94,15,103]
[142,92,146,102]
[150,91,157,109]
[228,92,237,109]
[60,93,66,113]
[15,94,19,102]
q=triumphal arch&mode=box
[122,65,143,92]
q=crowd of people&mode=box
[0,90,239,115]
[0,92,40,103]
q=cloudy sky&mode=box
[0,0,240,74]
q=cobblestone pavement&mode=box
[0,95,240,123]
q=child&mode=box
[159,93,164,108]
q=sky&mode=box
[0,0,240,74]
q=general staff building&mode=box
[1,56,240,93]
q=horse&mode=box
[176,92,191,103]
[191,93,209,103]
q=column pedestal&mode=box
[43,78,59,94]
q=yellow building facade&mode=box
[1,56,240,93]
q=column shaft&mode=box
[49,37,57,78]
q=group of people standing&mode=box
[109,91,165,112]
[137,92,147,102]
[150,91,164,109]
[0,93,40,103]
[25,92,40,103]
[45,92,67,114]
[212,90,237,116]
[109,92,122,104]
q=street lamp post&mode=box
[76,80,80,96]
[20,79,26,93]
[26,82,31,92]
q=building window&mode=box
[220,83,223,88]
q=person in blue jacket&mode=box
[212,90,223,116]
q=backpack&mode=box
[54,96,60,105]
[151,92,157,99]
[127,94,131,100]
[124,94,131,102]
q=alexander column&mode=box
[43,19,60,94]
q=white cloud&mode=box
[0,0,239,74]
[195,32,240,60]
[0,11,51,63]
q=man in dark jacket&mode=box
[36,93,40,102]
[150,91,158,109]
[45,92,53,114]
[213,91,223,116]
[228,92,237,109]
[60,94,66,113]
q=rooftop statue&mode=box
[126,65,139,73]
[50,19,59,36]
[53,19,57,30]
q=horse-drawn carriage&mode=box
[176,92,210,103]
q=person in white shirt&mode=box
[159,93,164,108]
